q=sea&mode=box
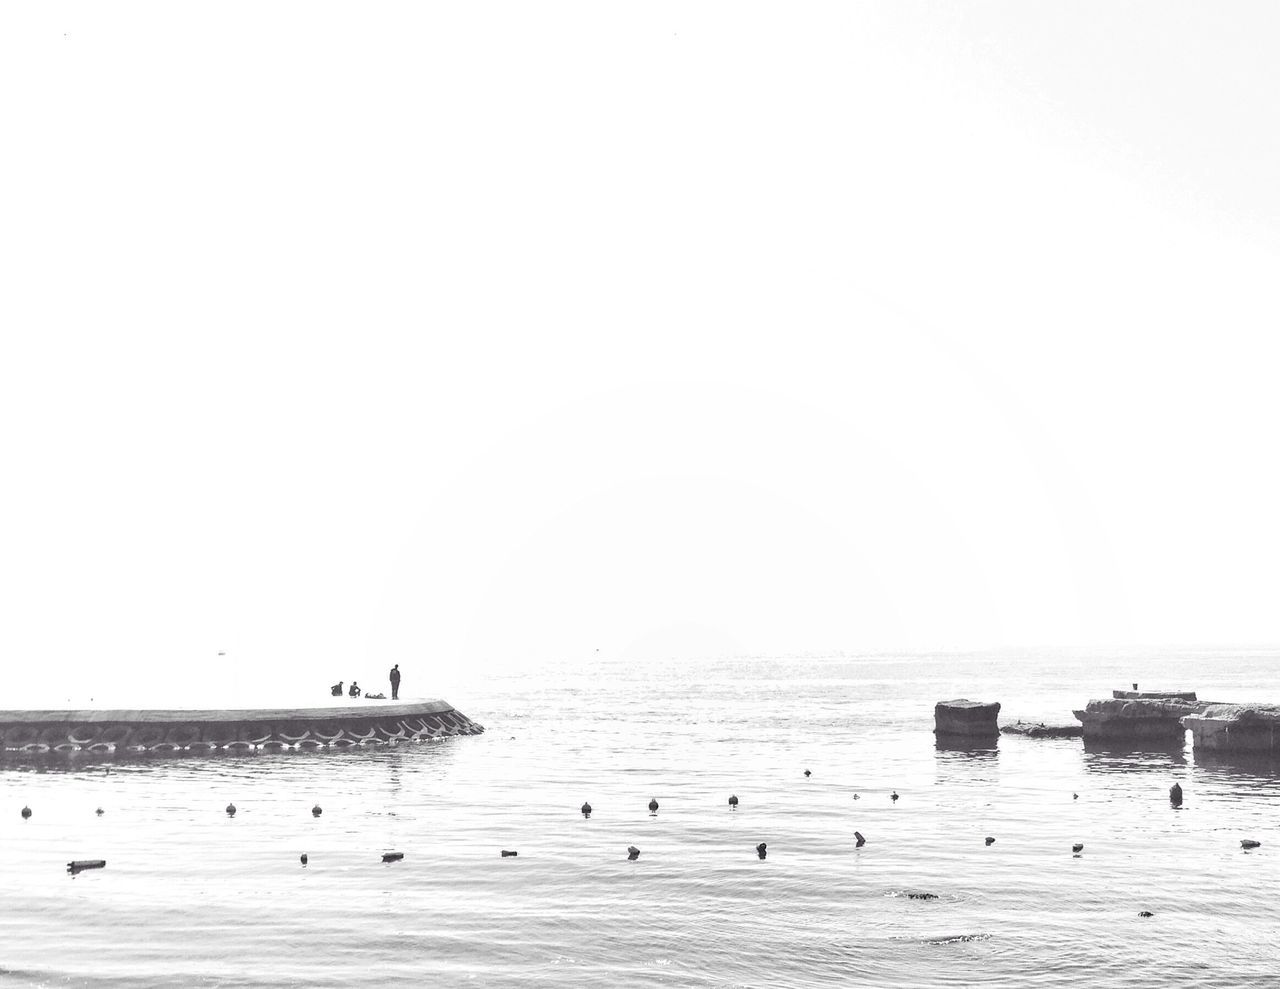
[2,647,1279,989]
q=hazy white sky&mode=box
[2,3,1278,700]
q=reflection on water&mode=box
[4,651,1280,988]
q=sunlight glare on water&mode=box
[3,649,1279,988]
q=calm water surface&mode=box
[3,648,1279,988]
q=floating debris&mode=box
[1169,783,1183,806]
[1138,910,1154,918]
[67,859,105,874]
[312,804,322,817]
[627,845,640,860]
[501,849,518,857]
[1242,839,1262,850]
[907,892,938,900]
[95,808,105,817]
[300,853,308,866]
[21,806,31,820]
[382,851,404,863]
[1072,843,1084,853]
[854,831,866,847]
[803,770,811,778]
[985,836,995,846]
[891,791,899,802]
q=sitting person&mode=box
[348,681,361,698]
[330,681,343,697]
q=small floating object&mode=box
[21,806,31,820]
[225,803,237,817]
[300,853,308,866]
[985,836,995,846]
[852,793,860,800]
[627,845,640,860]
[803,770,811,778]
[756,842,767,859]
[95,808,105,817]
[1241,839,1262,849]
[311,804,322,817]
[1138,910,1154,918]
[891,791,899,802]
[382,851,404,862]
[581,802,592,818]
[854,831,866,847]
[907,892,938,900]
[648,798,659,813]
[1072,793,1078,800]
[67,859,106,873]
[1169,783,1183,806]
[728,795,738,809]
[501,849,518,857]
[1072,843,1084,853]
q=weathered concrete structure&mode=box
[1001,721,1083,738]
[0,700,483,755]
[934,699,1001,738]
[1073,692,1199,744]
[1182,704,1280,757]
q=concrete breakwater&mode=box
[1073,691,1202,744]
[1182,704,1280,757]
[0,700,483,755]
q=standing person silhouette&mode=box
[390,664,401,700]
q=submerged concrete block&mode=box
[934,699,1001,737]
[1074,697,1199,743]
[1183,704,1280,756]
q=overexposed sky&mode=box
[2,3,1278,700]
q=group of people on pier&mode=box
[330,665,401,701]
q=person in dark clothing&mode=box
[348,681,361,698]
[390,664,401,700]
[331,681,343,697]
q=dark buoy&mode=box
[1241,839,1262,849]
[95,808,105,817]
[581,802,592,818]
[985,836,995,846]
[1072,843,1084,853]
[648,798,659,814]
[382,851,404,862]
[225,803,237,817]
[67,859,106,874]
[627,845,640,860]
[854,831,866,847]
[803,770,811,778]
[756,842,767,859]
[21,806,31,820]
[728,795,738,810]
[891,791,899,802]
[312,804,323,817]
[300,853,308,866]
[501,849,518,857]
[1138,910,1154,918]
[1169,783,1183,806]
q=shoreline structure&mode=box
[0,699,484,754]
[940,689,1280,758]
